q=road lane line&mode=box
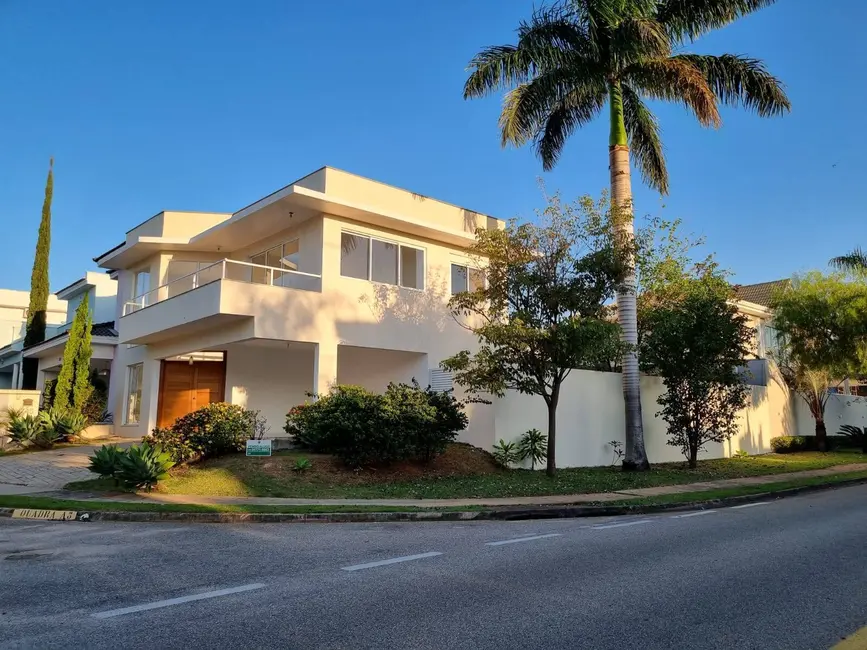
[91,583,266,619]
[486,533,562,546]
[730,502,772,509]
[671,510,717,519]
[341,552,442,571]
[592,519,652,530]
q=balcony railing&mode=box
[122,259,321,316]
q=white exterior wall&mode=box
[224,344,315,436]
[0,290,66,348]
[336,346,428,394]
[793,393,867,437]
[491,367,797,467]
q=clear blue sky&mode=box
[0,0,862,292]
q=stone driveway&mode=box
[0,444,131,495]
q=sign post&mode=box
[246,439,272,457]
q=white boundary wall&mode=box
[488,368,797,467]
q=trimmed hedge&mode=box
[284,382,468,467]
[771,435,858,453]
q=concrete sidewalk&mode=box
[0,440,137,495]
[34,462,867,508]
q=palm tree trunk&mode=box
[609,80,650,472]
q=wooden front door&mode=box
[157,360,226,428]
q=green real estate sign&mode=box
[246,440,272,457]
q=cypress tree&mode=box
[54,291,93,414]
[22,159,53,389]
[24,158,53,347]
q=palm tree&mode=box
[831,248,867,273]
[464,0,790,471]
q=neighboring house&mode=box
[0,290,67,389]
[96,166,501,445]
[20,272,119,402]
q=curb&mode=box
[2,476,866,524]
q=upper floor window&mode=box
[250,240,300,286]
[450,264,485,295]
[133,269,150,299]
[340,232,424,290]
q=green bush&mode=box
[492,439,520,468]
[117,443,175,491]
[41,407,87,442]
[147,403,257,463]
[284,383,468,467]
[148,427,196,464]
[88,444,125,482]
[6,412,44,447]
[293,457,312,472]
[838,426,867,453]
[408,384,468,462]
[518,429,548,470]
[771,436,808,453]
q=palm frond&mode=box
[622,84,668,195]
[657,0,778,42]
[830,248,867,273]
[624,57,720,128]
[673,54,790,117]
[536,85,608,170]
[464,6,592,100]
[610,16,671,69]
[498,65,606,148]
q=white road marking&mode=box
[486,533,562,546]
[592,519,653,530]
[671,510,717,519]
[730,501,771,509]
[341,552,443,572]
[91,583,266,619]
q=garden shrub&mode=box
[284,382,468,467]
[771,435,807,453]
[88,444,125,482]
[147,402,257,463]
[117,443,175,491]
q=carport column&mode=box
[10,363,19,391]
[313,341,338,397]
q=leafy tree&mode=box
[770,273,867,451]
[464,0,790,471]
[441,192,625,475]
[22,159,54,388]
[54,291,93,415]
[640,271,752,468]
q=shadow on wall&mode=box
[358,270,453,333]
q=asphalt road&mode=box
[3,486,867,650]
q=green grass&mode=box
[8,470,867,517]
[602,470,867,506]
[68,449,867,500]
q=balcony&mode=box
[119,259,322,345]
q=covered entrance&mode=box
[157,352,226,428]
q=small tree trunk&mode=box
[546,385,560,477]
[815,418,827,452]
[688,442,698,469]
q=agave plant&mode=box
[117,443,176,492]
[88,444,126,483]
[41,407,88,442]
[6,412,44,448]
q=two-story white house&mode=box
[97,167,501,444]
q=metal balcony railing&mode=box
[122,259,321,316]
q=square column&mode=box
[10,363,19,390]
[313,342,338,397]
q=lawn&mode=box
[65,443,867,500]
